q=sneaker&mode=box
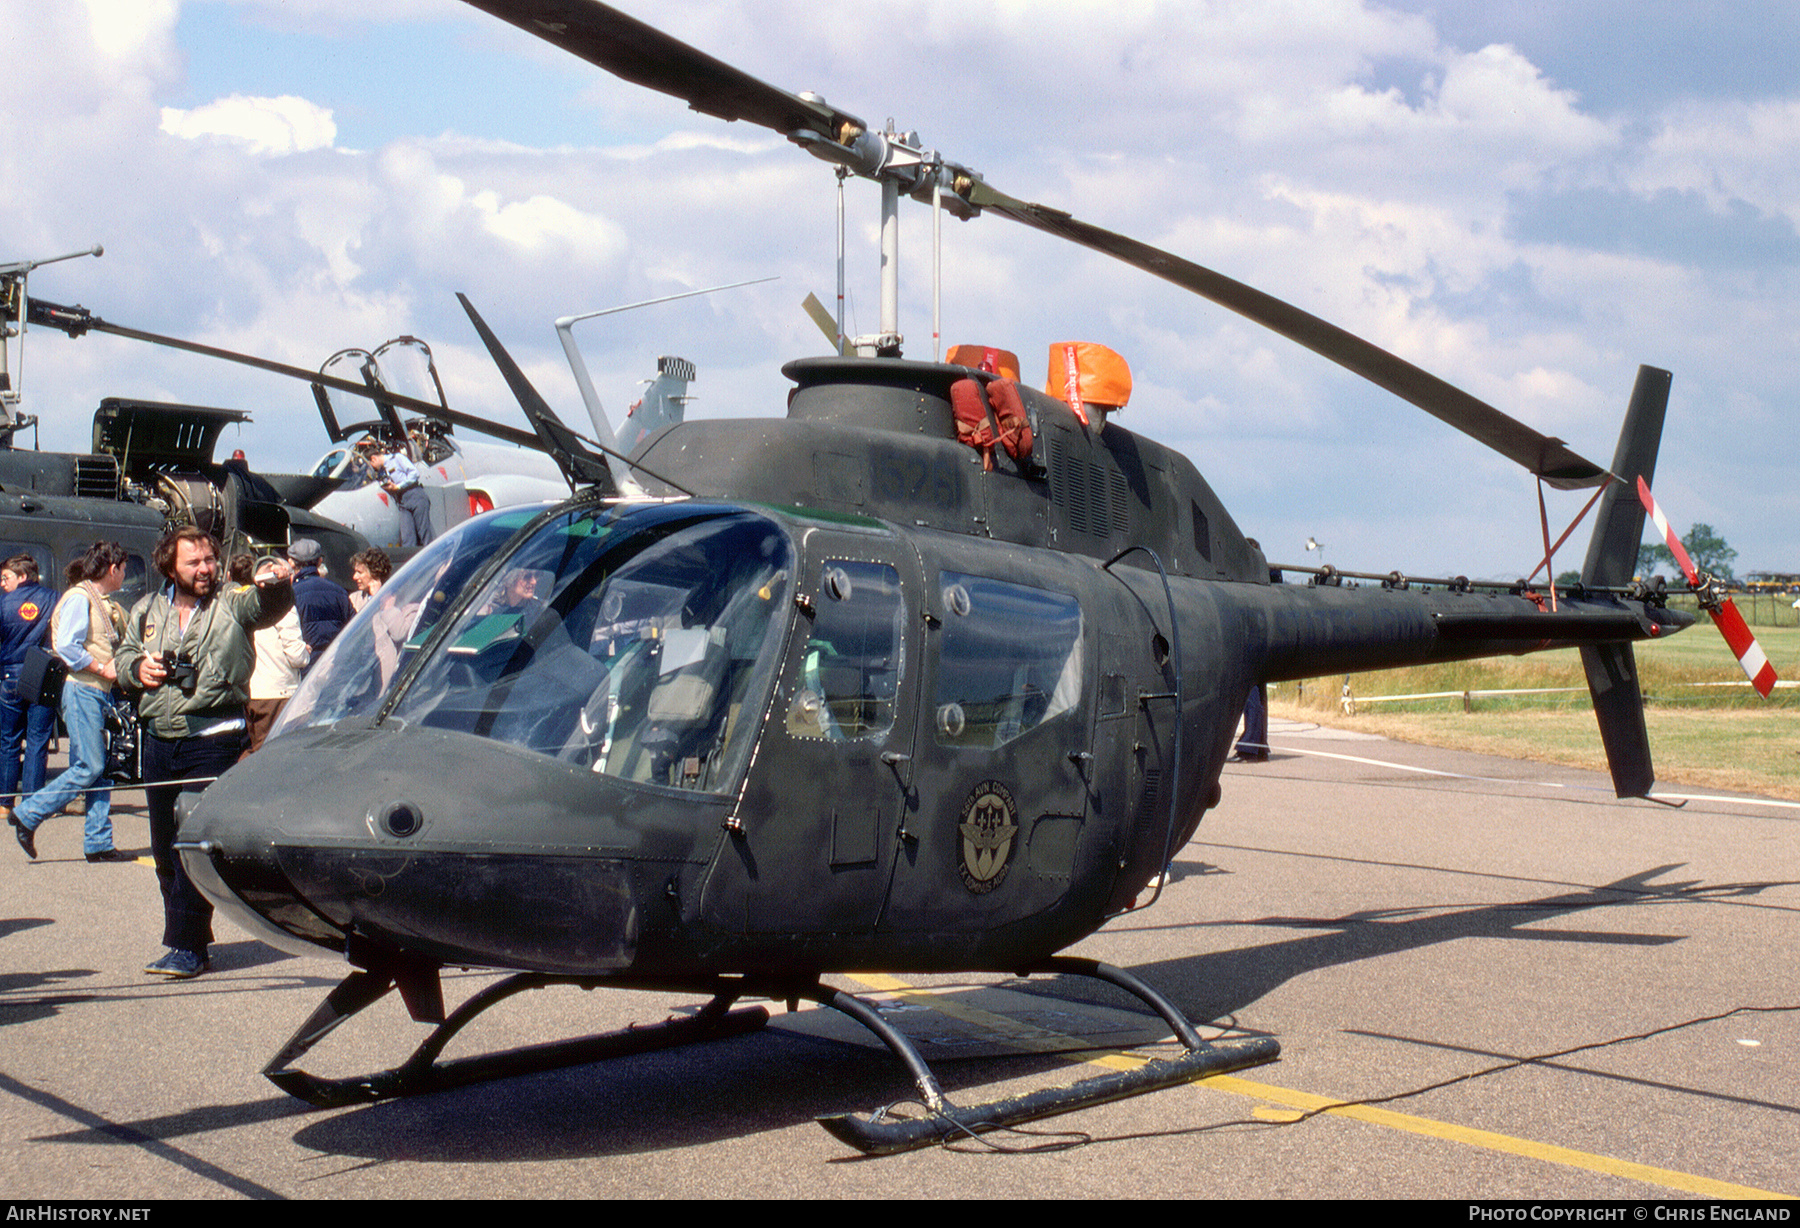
[85,848,132,863]
[145,949,208,979]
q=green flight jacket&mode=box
[116,578,295,739]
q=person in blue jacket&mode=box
[0,555,59,821]
[9,543,130,862]
[287,539,354,664]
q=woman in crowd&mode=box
[350,548,392,613]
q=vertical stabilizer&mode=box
[1580,365,1671,798]
[1582,366,1670,586]
[618,355,694,453]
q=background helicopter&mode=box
[0,248,367,600]
[161,0,1767,1155]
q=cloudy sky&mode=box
[5,0,1796,579]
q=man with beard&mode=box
[115,527,294,979]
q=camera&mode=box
[158,650,200,694]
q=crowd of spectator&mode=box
[5,530,391,980]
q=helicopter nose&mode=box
[178,723,725,974]
[178,789,343,959]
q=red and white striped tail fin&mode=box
[1636,477,1778,698]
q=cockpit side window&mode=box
[933,571,1083,749]
[786,561,904,742]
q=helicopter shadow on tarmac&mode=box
[0,926,327,1031]
[0,918,92,1029]
[277,987,1169,1163]
[1087,861,1794,1029]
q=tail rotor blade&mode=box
[1637,476,1700,586]
[1636,477,1778,698]
[1709,598,1778,699]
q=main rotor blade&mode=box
[457,293,615,492]
[460,0,863,138]
[965,182,1607,489]
[463,0,1610,490]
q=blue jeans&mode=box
[14,681,114,854]
[1235,683,1268,758]
[0,667,55,805]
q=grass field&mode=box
[1272,620,1800,800]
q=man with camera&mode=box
[115,526,294,979]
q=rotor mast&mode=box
[0,244,103,434]
[790,107,976,359]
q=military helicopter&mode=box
[168,0,1766,1155]
[0,247,368,599]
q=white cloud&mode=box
[160,94,338,155]
[470,190,628,259]
[1436,44,1611,152]
[80,0,179,66]
[1634,98,1800,225]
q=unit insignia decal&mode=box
[958,780,1019,894]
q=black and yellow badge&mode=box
[958,780,1018,894]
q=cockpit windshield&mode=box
[382,505,793,794]
[270,505,546,740]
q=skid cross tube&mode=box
[814,959,1279,1155]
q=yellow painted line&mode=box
[1196,1073,1792,1201]
[847,973,1793,1200]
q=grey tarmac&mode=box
[1,719,1795,1200]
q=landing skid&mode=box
[263,958,1278,1153]
[816,957,1280,1154]
[263,970,771,1108]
